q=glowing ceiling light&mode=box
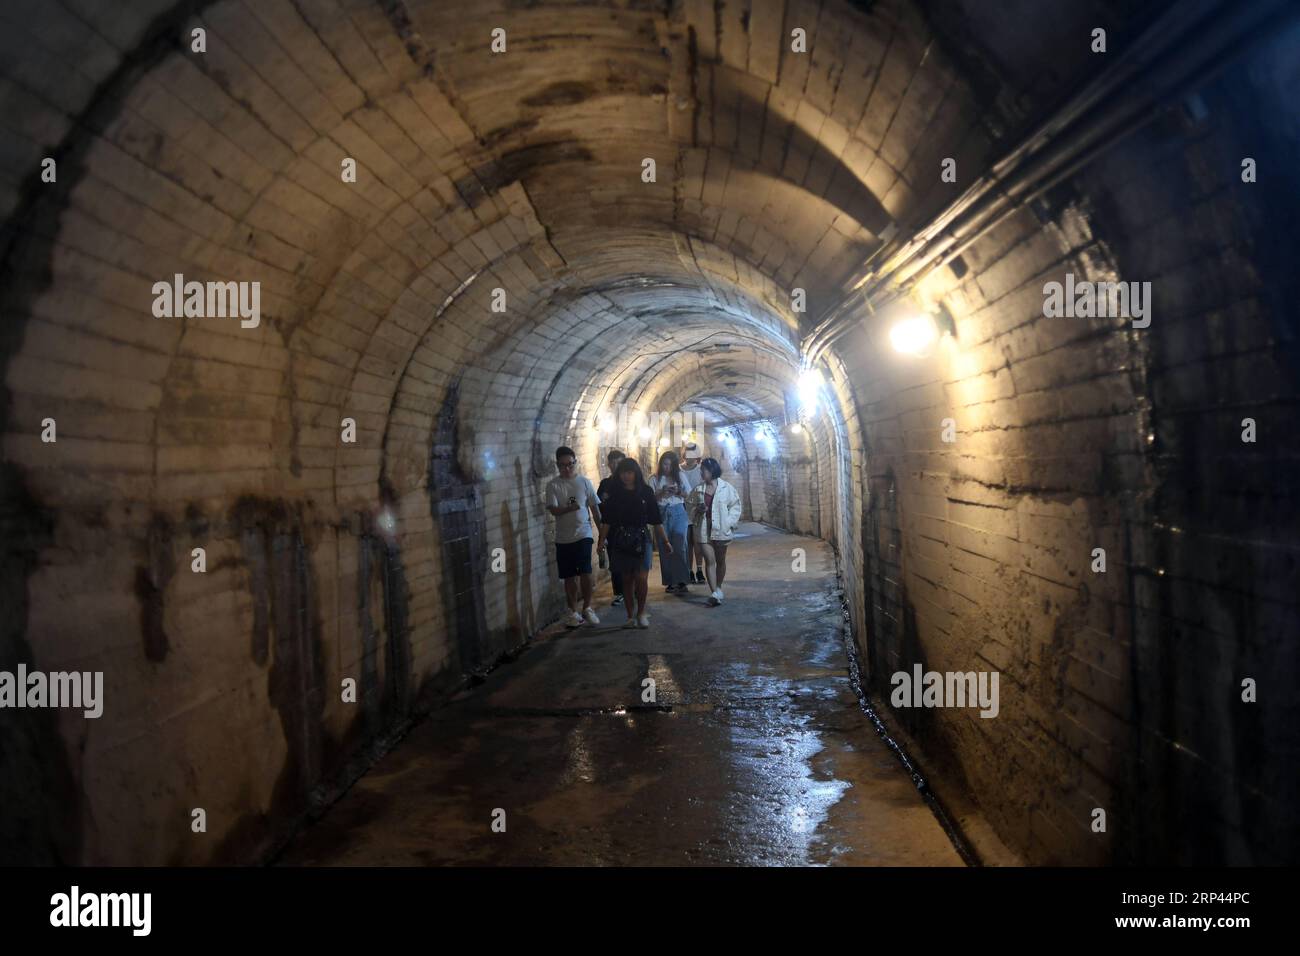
[797,368,825,413]
[790,422,804,435]
[639,425,653,441]
[658,437,670,448]
[889,312,939,356]
[599,414,616,434]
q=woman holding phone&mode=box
[650,450,692,592]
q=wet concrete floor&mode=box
[279,523,965,866]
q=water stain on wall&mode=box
[0,466,80,865]
[430,383,491,676]
[134,513,174,663]
[220,496,327,860]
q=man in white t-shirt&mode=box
[679,442,706,583]
[545,446,602,627]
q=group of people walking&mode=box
[544,443,742,629]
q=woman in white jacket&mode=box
[687,457,743,606]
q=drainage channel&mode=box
[835,578,983,868]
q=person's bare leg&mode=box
[635,569,649,614]
[564,576,579,611]
[580,572,593,610]
[622,572,637,618]
[688,527,702,579]
[714,543,728,588]
[701,541,719,592]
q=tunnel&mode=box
[1,0,1297,873]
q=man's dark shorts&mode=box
[556,538,593,578]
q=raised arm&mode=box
[544,482,577,517]
[684,484,699,520]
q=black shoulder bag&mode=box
[609,492,648,556]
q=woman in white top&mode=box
[650,450,692,592]
[686,457,743,606]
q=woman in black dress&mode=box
[596,458,672,629]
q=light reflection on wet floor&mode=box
[279,524,965,867]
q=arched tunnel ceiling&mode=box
[1,0,986,514]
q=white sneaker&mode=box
[622,617,638,629]
[637,614,650,629]
[707,590,722,607]
[582,607,600,626]
[566,610,583,628]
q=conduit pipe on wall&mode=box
[802,0,1299,364]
